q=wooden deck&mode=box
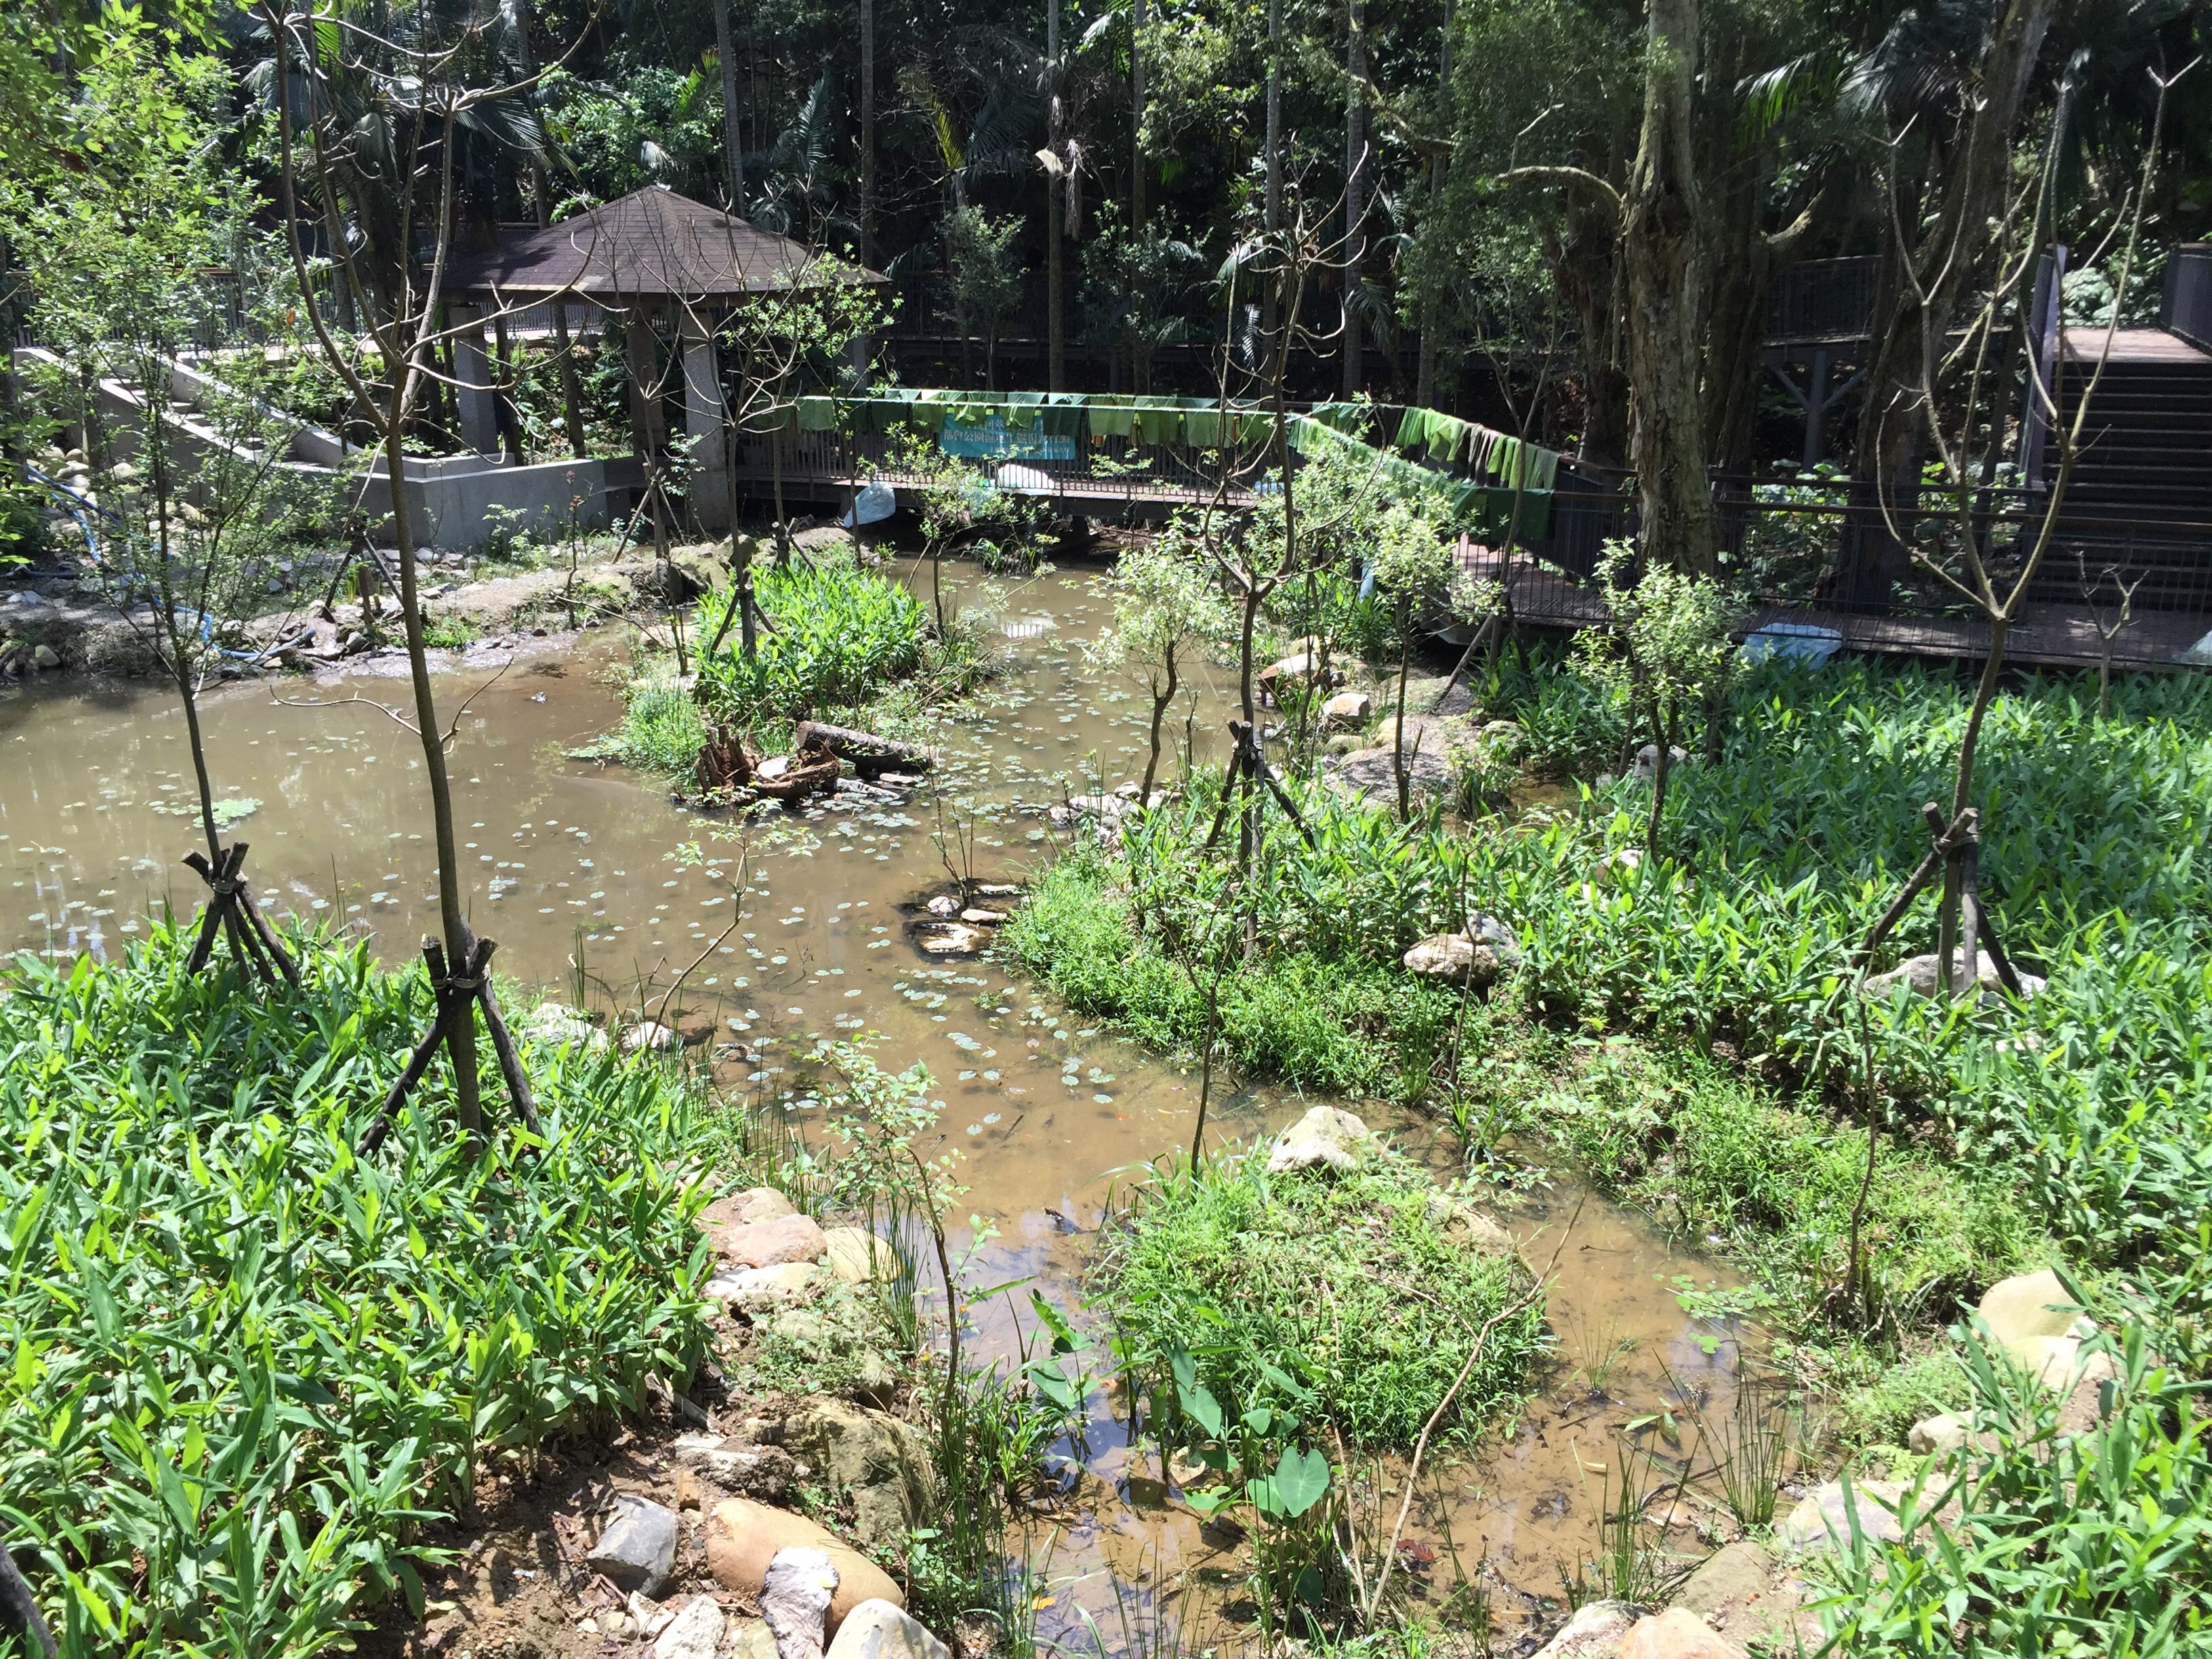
[1454,544,2212,672]
[2060,326,2212,367]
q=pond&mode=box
[0,560,1748,1642]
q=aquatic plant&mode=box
[1100,1147,1542,1452]
[0,926,716,1654]
[695,548,928,726]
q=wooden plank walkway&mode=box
[1454,544,2211,672]
[2060,326,2212,367]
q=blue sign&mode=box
[938,415,1076,463]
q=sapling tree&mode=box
[1364,493,1456,821]
[261,0,581,1136]
[941,205,1023,389]
[883,428,1035,637]
[7,40,329,984]
[1083,514,1232,803]
[1576,543,1738,855]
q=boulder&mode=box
[703,1187,801,1229]
[1908,1413,1967,1456]
[586,1494,679,1596]
[780,1399,933,1548]
[1671,1540,1805,1650]
[653,1596,728,1659]
[624,1021,680,1053]
[1629,743,1690,781]
[1532,1601,1636,1658]
[1401,933,1500,991]
[1864,950,2046,1004]
[1976,1268,2106,1389]
[31,643,60,670]
[762,1547,837,1659]
[705,1498,903,1631]
[1322,691,1374,729]
[823,1226,889,1284]
[825,1600,950,1659]
[1477,718,1524,751]
[1777,1479,1906,1553]
[708,1262,827,1313]
[711,1212,830,1269]
[1620,1608,1744,1659]
[1266,1105,1376,1174]
[1325,743,1456,804]
[1422,1194,1515,1255]
[669,541,734,597]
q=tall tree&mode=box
[1622,0,1713,573]
[714,0,745,209]
[1340,0,1367,396]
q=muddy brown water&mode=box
[0,562,1748,1644]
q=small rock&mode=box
[523,1000,606,1052]
[710,1212,830,1269]
[1477,718,1523,749]
[918,923,985,954]
[653,1596,725,1659]
[624,1020,680,1053]
[31,644,60,670]
[676,1437,800,1500]
[586,1494,679,1596]
[976,883,1021,897]
[1672,1539,1803,1649]
[1401,933,1500,990]
[1629,743,1690,780]
[1532,1600,1637,1658]
[708,1261,826,1313]
[1864,950,2046,1004]
[781,1399,933,1547]
[1777,1479,1906,1553]
[762,1547,838,1659]
[705,1499,903,1630]
[926,894,960,917]
[1322,690,1373,728]
[1620,1607,1744,1658]
[702,1187,800,1228]
[1422,1194,1515,1254]
[1266,1105,1376,1174]
[759,756,793,780]
[959,907,1007,925]
[729,1616,780,1659]
[1908,1413,1967,1456]
[823,1226,888,1284]
[825,1599,950,1659]
[1599,845,1645,881]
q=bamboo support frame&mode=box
[357,930,541,1155]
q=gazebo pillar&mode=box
[680,317,731,531]
[450,304,500,458]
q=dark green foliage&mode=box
[1100,1149,1541,1450]
[0,928,716,1656]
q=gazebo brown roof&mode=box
[447,185,885,304]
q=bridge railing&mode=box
[2163,244,2212,354]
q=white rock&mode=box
[653,1595,726,1659]
[708,1262,826,1313]
[960,907,1007,924]
[624,1020,680,1052]
[823,1226,888,1284]
[918,923,985,954]
[1865,951,2046,1004]
[1908,1413,1967,1456]
[926,894,960,917]
[1778,1480,1905,1553]
[1267,1105,1376,1174]
[1401,933,1499,988]
[824,1599,949,1659]
[31,644,60,670]
[761,1547,839,1659]
[1531,1600,1636,1658]
[1629,742,1689,779]
[759,755,792,779]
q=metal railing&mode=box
[2162,244,2212,354]
[1765,257,1881,344]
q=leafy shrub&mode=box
[1099,1147,1541,1448]
[695,549,925,725]
[1813,1324,2211,1655]
[0,929,716,1655]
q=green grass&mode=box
[613,671,711,778]
[0,927,719,1656]
[1097,1147,1542,1450]
[1530,1036,2041,1325]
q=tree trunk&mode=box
[1841,0,2058,605]
[1340,0,1366,398]
[1130,0,1147,230]
[1046,0,1066,393]
[1262,0,1281,338]
[858,0,875,266]
[1552,191,1629,470]
[1393,600,1412,821]
[1622,0,1713,575]
[1141,647,1178,803]
[714,0,745,208]
[383,398,482,1136]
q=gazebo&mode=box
[445,185,885,528]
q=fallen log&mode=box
[793,719,934,777]
[750,753,841,803]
